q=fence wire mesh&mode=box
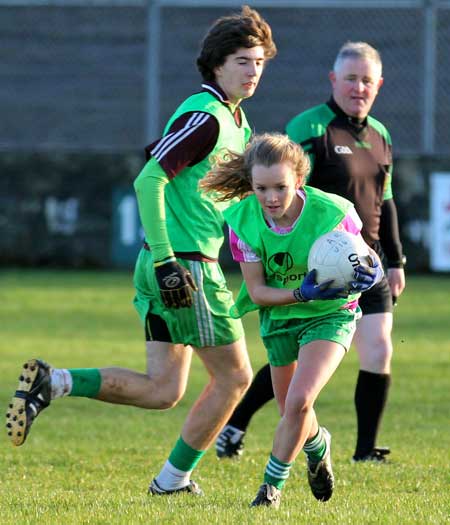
[0,1,449,155]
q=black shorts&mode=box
[145,312,172,343]
[358,276,393,315]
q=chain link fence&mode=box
[0,0,449,155]
[1,0,450,270]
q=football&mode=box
[307,230,370,289]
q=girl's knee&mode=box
[285,392,314,418]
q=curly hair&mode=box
[200,133,310,201]
[197,5,277,82]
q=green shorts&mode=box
[260,307,362,367]
[133,248,244,348]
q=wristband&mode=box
[293,288,309,303]
[154,256,176,268]
[388,254,407,269]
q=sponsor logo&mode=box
[268,252,294,274]
[273,272,306,285]
[267,252,306,285]
[334,145,353,155]
[163,272,181,288]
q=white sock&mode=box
[155,460,191,491]
[50,369,72,399]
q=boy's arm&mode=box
[134,158,173,262]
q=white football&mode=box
[307,230,370,289]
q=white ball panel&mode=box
[307,231,369,289]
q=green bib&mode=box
[163,92,251,259]
[224,186,360,319]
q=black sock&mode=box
[228,363,274,432]
[354,370,391,458]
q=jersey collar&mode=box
[327,97,368,132]
[201,81,242,126]
[201,81,231,104]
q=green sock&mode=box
[168,436,205,472]
[303,426,327,464]
[68,368,102,398]
[264,453,293,489]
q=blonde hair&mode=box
[200,132,310,201]
[333,41,382,76]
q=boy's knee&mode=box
[217,365,253,400]
[234,364,253,393]
[142,382,185,410]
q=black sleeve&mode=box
[379,198,404,268]
[143,112,219,178]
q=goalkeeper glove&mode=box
[349,255,384,292]
[154,257,198,309]
[293,269,347,302]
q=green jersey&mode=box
[224,186,360,319]
[162,91,251,259]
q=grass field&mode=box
[1,270,449,524]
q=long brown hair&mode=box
[197,5,277,82]
[200,133,310,201]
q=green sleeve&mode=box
[367,116,394,201]
[285,114,306,144]
[133,157,174,262]
[383,164,393,200]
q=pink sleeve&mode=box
[336,207,363,235]
[228,227,261,262]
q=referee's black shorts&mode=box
[358,276,393,315]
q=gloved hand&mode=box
[293,269,347,302]
[349,255,384,293]
[154,257,198,309]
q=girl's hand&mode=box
[293,269,347,302]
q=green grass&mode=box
[1,270,449,524]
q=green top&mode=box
[134,90,251,261]
[224,186,360,319]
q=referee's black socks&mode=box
[353,370,391,459]
[228,362,274,432]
